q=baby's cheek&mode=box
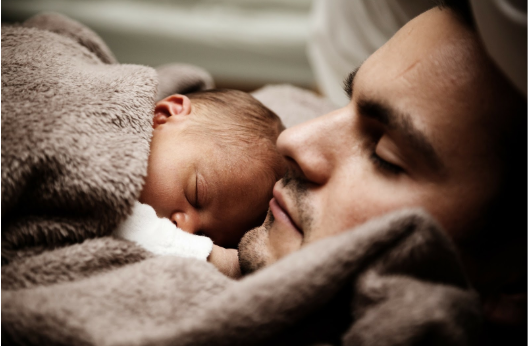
[242,196,271,233]
[137,176,154,205]
[138,175,172,218]
[215,169,274,246]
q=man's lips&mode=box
[269,188,303,235]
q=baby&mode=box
[115,89,285,277]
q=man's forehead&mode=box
[342,9,509,175]
[355,11,490,120]
[369,8,477,81]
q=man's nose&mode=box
[170,210,200,234]
[277,109,344,185]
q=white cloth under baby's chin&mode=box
[114,201,213,260]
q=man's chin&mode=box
[238,212,274,275]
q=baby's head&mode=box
[140,89,286,247]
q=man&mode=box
[240,3,526,344]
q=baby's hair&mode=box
[185,89,286,186]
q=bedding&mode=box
[2,13,482,346]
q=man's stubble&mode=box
[238,211,275,275]
[238,168,314,274]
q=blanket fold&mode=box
[1,14,156,261]
[1,13,213,264]
[22,12,118,64]
[2,210,481,346]
[2,13,481,346]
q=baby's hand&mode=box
[208,245,241,279]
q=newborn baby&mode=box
[115,89,285,277]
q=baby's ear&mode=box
[153,94,192,128]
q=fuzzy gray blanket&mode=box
[2,13,482,346]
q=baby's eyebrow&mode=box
[357,98,446,174]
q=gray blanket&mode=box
[1,13,482,346]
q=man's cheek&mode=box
[306,187,367,243]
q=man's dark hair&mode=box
[435,0,475,27]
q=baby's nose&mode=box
[170,211,200,234]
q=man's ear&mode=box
[153,94,192,128]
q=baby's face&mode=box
[140,112,273,248]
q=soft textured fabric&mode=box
[1,14,155,264]
[2,13,482,346]
[114,201,213,260]
[3,209,482,346]
[252,84,338,128]
[155,63,215,102]
[1,12,215,265]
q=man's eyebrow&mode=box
[357,99,446,173]
[343,65,361,100]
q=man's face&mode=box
[140,101,272,248]
[240,8,516,270]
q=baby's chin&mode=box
[238,210,275,275]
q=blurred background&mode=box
[4,1,524,105]
[2,0,316,92]
[1,0,428,106]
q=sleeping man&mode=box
[1,1,525,345]
[238,3,527,344]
